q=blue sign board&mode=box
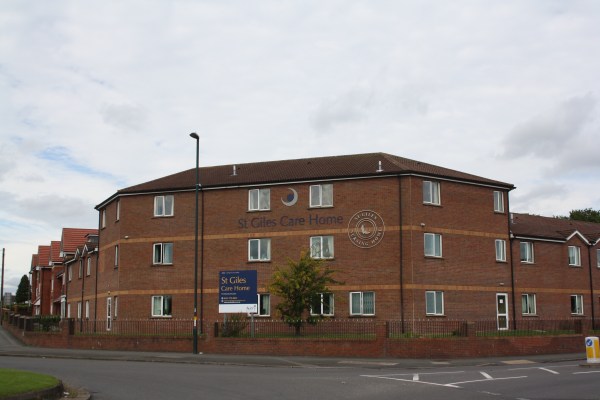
[219,270,258,313]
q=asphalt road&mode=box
[1,355,599,399]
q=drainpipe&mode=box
[507,196,517,331]
[398,175,405,333]
[588,242,596,330]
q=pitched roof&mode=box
[31,254,39,269]
[60,228,99,255]
[37,245,51,267]
[50,241,63,264]
[97,153,513,207]
[510,213,600,243]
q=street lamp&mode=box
[189,132,200,354]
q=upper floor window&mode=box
[568,246,581,267]
[248,238,271,261]
[68,265,72,282]
[522,293,537,315]
[154,195,174,217]
[311,293,334,316]
[78,260,83,278]
[350,291,375,316]
[571,294,584,315]
[101,209,106,228]
[249,189,270,211]
[152,295,172,317]
[116,200,120,221]
[520,241,534,263]
[423,181,441,205]
[425,291,444,316]
[310,236,334,259]
[424,233,442,257]
[114,245,119,268]
[153,243,173,265]
[597,249,600,268]
[310,184,333,208]
[86,258,92,276]
[495,239,506,262]
[493,191,505,213]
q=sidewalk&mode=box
[0,324,586,370]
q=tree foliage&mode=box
[269,251,340,335]
[15,275,31,304]
[568,208,600,223]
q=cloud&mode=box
[101,103,147,131]
[500,94,598,171]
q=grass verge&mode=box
[0,368,60,398]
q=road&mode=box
[1,356,599,399]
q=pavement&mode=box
[0,323,592,399]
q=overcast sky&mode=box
[1,1,599,295]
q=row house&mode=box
[30,245,52,316]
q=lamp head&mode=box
[189,132,199,140]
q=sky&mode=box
[1,1,599,295]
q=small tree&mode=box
[15,275,31,304]
[269,251,340,336]
[569,208,600,223]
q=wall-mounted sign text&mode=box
[219,270,258,314]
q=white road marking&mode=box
[480,371,494,379]
[448,376,528,386]
[538,367,560,375]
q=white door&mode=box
[496,293,509,330]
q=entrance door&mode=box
[496,293,509,330]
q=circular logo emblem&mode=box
[348,210,385,248]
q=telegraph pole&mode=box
[1,248,5,324]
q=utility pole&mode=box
[1,248,5,325]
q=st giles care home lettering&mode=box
[238,213,344,229]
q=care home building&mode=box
[93,152,523,327]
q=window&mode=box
[257,294,270,316]
[568,246,581,266]
[424,233,442,257]
[493,191,504,213]
[67,303,71,318]
[68,265,72,282]
[77,302,82,319]
[310,184,333,207]
[153,243,173,265]
[114,245,119,268]
[248,188,270,211]
[425,291,444,315]
[522,293,537,315]
[106,297,112,331]
[520,242,534,263]
[597,249,600,268]
[310,236,334,259]
[423,181,440,205]
[495,239,506,262]
[311,293,334,316]
[154,195,174,217]
[101,209,106,228]
[571,294,584,315]
[86,258,91,276]
[248,238,271,261]
[78,260,83,278]
[350,291,375,316]
[85,300,90,319]
[152,295,172,317]
[114,296,118,320]
[116,200,120,221]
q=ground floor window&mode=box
[571,294,584,315]
[311,293,334,316]
[257,294,270,316]
[152,295,172,317]
[350,291,375,316]
[521,293,537,315]
[425,291,444,315]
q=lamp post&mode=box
[189,132,200,354]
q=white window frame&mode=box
[68,265,72,282]
[77,301,82,319]
[153,243,174,265]
[520,241,534,263]
[597,249,600,268]
[309,184,333,208]
[248,188,270,211]
[571,294,584,316]
[424,233,442,257]
[568,246,581,267]
[310,293,334,316]
[493,191,505,213]
[114,296,118,320]
[248,238,271,261]
[116,200,120,221]
[310,236,334,259]
[78,259,83,278]
[101,209,106,228]
[85,300,90,319]
[106,297,112,331]
[425,291,444,316]
[423,181,441,205]
[349,291,375,316]
[86,257,92,276]
[154,195,174,217]
[257,293,270,316]
[521,293,537,315]
[495,239,506,262]
[152,295,172,317]
[114,245,119,268]
[67,303,71,318]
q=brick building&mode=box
[93,152,525,327]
